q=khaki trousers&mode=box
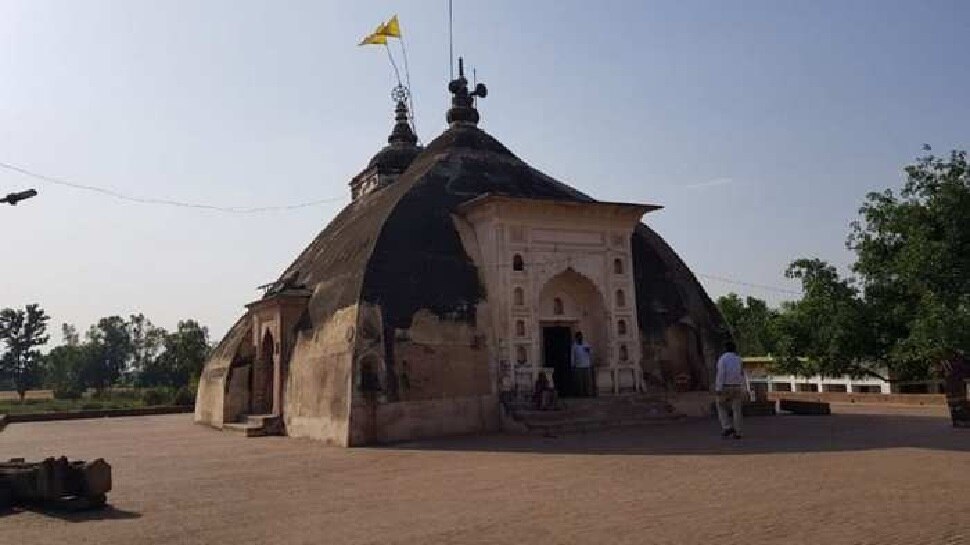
[716,385,746,433]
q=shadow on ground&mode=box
[387,411,970,456]
[0,504,141,522]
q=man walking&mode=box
[571,331,593,397]
[715,340,748,439]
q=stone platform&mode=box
[506,394,684,435]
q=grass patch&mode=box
[0,397,147,415]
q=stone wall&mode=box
[282,305,357,446]
[367,394,500,444]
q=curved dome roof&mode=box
[271,115,722,343]
[208,75,725,360]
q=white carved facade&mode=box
[454,195,659,397]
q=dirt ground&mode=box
[2,404,969,545]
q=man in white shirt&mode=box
[714,340,748,439]
[571,331,593,397]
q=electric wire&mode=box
[0,160,345,213]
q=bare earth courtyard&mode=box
[2,405,970,545]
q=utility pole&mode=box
[1,189,37,206]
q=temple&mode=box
[194,64,729,445]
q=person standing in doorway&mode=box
[715,340,748,439]
[571,331,593,397]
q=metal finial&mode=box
[446,56,487,126]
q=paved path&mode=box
[2,404,969,544]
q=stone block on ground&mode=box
[779,399,831,415]
[743,401,776,416]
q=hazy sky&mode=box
[1,0,967,342]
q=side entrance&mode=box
[542,325,573,397]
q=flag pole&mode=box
[448,0,454,79]
[383,43,403,88]
[398,35,420,144]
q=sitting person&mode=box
[533,372,557,410]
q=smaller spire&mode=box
[446,57,487,126]
[388,100,418,146]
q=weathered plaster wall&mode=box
[282,305,357,446]
[371,394,500,444]
[194,367,227,428]
[195,319,250,428]
[348,304,494,445]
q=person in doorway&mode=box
[571,331,593,397]
[714,340,748,439]
[940,349,970,428]
[533,371,557,410]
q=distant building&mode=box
[743,356,944,395]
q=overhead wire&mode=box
[0,160,345,213]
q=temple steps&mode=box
[223,414,283,437]
[507,394,685,436]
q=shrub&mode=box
[93,388,140,401]
[53,385,84,400]
[141,388,171,407]
[171,386,195,407]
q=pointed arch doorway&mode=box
[537,268,608,397]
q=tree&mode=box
[770,259,878,379]
[141,320,209,387]
[61,323,80,347]
[127,314,166,383]
[715,293,780,356]
[0,304,50,401]
[848,149,970,379]
[82,316,133,391]
[43,323,89,398]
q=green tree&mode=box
[715,293,780,356]
[848,149,970,379]
[43,323,88,398]
[0,304,50,401]
[771,259,878,379]
[128,313,166,383]
[82,316,133,391]
[141,320,210,387]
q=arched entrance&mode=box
[251,331,275,414]
[537,268,608,397]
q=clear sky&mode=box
[1,0,967,342]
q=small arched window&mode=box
[512,254,524,272]
[613,258,624,275]
[516,345,528,365]
[515,320,526,337]
[619,344,629,362]
[615,289,626,308]
[513,287,525,307]
[553,297,564,315]
[617,319,627,336]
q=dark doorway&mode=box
[543,326,573,397]
[251,332,275,414]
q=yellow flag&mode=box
[358,24,388,46]
[382,15,402,38]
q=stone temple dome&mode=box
[195,66,729,446]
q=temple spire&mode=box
[446,57,487,126]
[388,99,417,146]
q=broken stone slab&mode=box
[0,456,111,510]
[779,399,831,415]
